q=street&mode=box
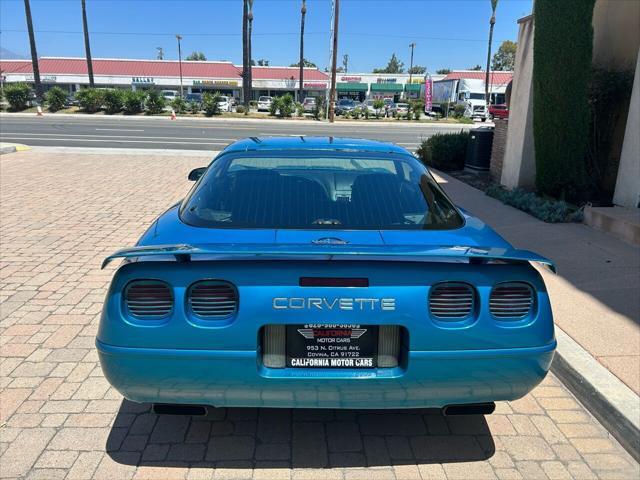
[0,114,474,151]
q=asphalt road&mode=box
[0,114,477,151]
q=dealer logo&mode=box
[297,328,367,339]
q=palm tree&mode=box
[81,0,94,87]
[298,0,306,102]
[23,0,42,100]
[242,0,250,106]
[484,0,498,105]
[247,0,254,103]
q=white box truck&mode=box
[430,78,489,121]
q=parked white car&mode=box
[217,96,233,112]
[161,90,178,102]
[257,96,273,112]
[362,100,378,115]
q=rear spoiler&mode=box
[101,243,556,273]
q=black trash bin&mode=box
[465,127,494,171]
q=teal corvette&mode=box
[97,137,556,414]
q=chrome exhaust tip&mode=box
[442,402,496,416]
[152,403,208,416]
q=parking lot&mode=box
[1,150,638,480]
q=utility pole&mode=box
[242,0,250,107]
[156,47,164,60]
[328,0,339,122]
[408,42,415,99]
[81,0,94,87]
[298,0,306,102]
[23,0,42,101]
[176,34,183,97]
[485,0,498,106]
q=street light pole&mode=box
[176,34,183,97]
[408,42,415,99]
[328,0,340,123]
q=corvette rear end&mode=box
[97,137,556,410]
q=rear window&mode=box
[259,96,271,102]
[181,154,464,230]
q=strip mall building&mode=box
[0,57,512,103]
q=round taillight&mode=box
[429,282,475,319]
[490,282,534,319]
[125,280,173,319]
[188,280,238,318]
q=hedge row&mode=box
[533,0,596,203]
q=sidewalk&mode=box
[434,171,640,394]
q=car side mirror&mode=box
[188,167,206,181]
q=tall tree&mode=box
[247,0,253,102]
[408,65,426,74]
[492,40,517,71]
[485,0,499,103]
[23,0,42,100]
[252,59,269,66]
[242,0,250,106]
[81,0,94,87]
[298,0,306,101]
[186,51,207,61]
[469,64,483,71]
[290,58,317,68]
[372,53,404,74]
[436,68,451,74]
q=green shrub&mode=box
[295,102,304,117]
[171,96,187,114]
[235,104,246,114]
[45,86,67,112]
[249,100,258,108]
[189,100,201,114]
[352,106,361,120]
[269,97,279,116]
[453,104,466,118]
[313,98,324,120]
[122,90,145,114]
[533,0,595,203]
[103,89,124,114]
[415,131,470,171]
[411,100,424,121]
[485,184,584,223]
[145,90,165,114]
[75,88,104,113]
[373,99,384,118]
[277,94,294,118]
[202,91,221,116]
[5,83,32,111]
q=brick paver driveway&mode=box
[1,150,638,480]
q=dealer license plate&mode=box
[286,324,378,368]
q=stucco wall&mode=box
[613,51,640,208]
[501,15,536,189]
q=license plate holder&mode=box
[286,324,378,368]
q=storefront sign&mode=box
[26,75,57,83]
[132,77,154,85]
[376,78,397,83]
[193,79,238,87]
[303,82,327,89]
[340,76,361,82]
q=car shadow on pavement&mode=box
[106,399,495,469]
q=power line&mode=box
[1,28,503,43]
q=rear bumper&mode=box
[96,339,555,409]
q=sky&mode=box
[0,0,532,72]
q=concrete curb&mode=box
[0,143,30,155]
[0,145,17,155]
[0,111,483,129]
[552,327,640,462]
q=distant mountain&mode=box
[0,47,27,60]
